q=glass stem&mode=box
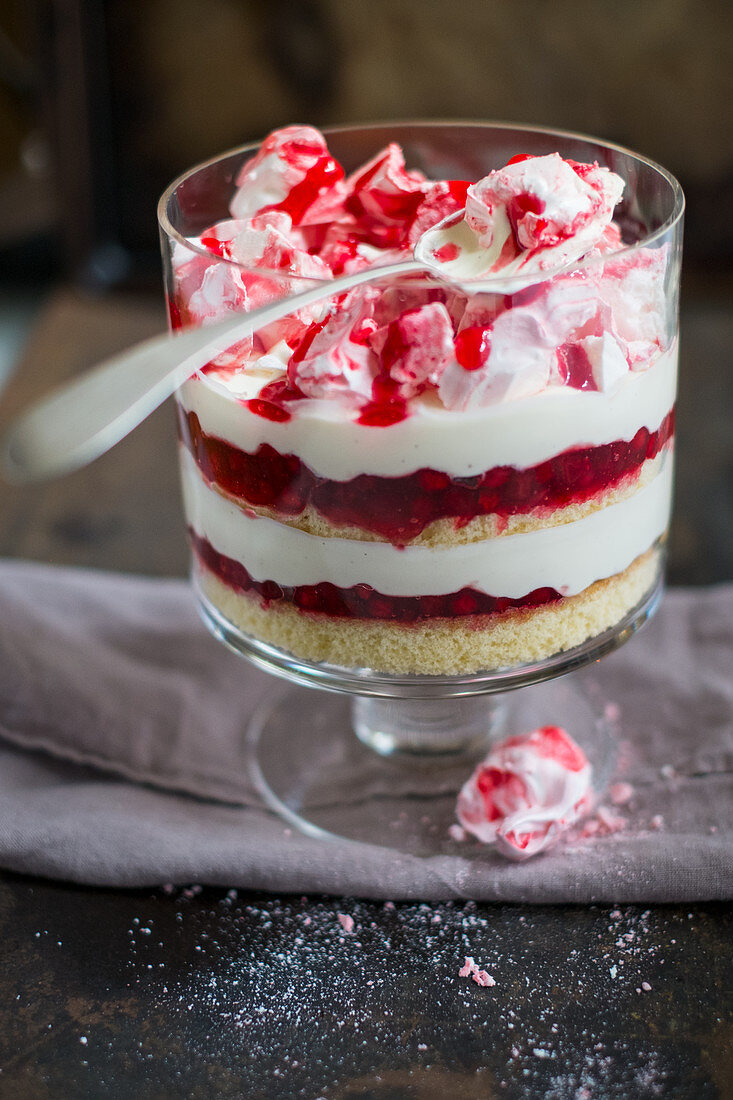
[351,695,505,757]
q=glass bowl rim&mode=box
[157,117,685,288]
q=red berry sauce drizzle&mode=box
[189,529,561,624]
[264,159,344,222]
[179,407,674,545]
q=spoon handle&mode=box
[1,259,422,483]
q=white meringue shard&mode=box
[582,332,630,392]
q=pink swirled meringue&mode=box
[466,154,624,272]
[171,128,669,419]
[428,153,625,287]
[286,288,380,400]
[230,125,347,226]
[456,725,593,859]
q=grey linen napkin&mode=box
[0,559,730,902]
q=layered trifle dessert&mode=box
[165,126,677,676]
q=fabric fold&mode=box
[0,559,730,902]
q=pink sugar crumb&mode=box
[459,957,496,987]
[604,702,621,722]
[337,913,355,934]
[596,806,627,833]
[449,824,468,842]
[650,814,665,830]
[459,956,476,978]
[609,781,634,805]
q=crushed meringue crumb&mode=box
[458,956,476,978]
[608,782,634,805]
[459,956,496,987]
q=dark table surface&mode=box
[0,280,731,1098]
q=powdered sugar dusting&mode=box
[12,890,716,1096]
[134,896,687,1093]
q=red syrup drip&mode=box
[245,377,306,423]
[167,296,184,331]
[446,180,471,204]
[259,155,344,224]
[357,400,409,428]
[179,407,675,545]
[556,343,598,391]
[189,529,561,624]
[454,326,491,371]
[508,191,545,223]
[433,242,460,263]
[288,316,330,364]
[344,152,427,247]
[322,235,361,275]
[357,373,408,428]
[368,186,424,222]
[199,234,229,258]
[345,152,424,223]
[503,283,544,310]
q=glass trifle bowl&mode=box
[158,122,683,845]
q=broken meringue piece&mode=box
[456,725,593,860]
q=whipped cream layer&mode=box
[181,446,672,599]
[177,344,676,481]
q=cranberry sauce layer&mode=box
[191,530,561,624]
[179,406,675,544]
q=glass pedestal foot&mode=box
[247,667,618,855]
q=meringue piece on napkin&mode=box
[456,725,593,859]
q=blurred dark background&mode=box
[0,0,731,581]
[2,0,731,286]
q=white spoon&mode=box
[0,209,555,484]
